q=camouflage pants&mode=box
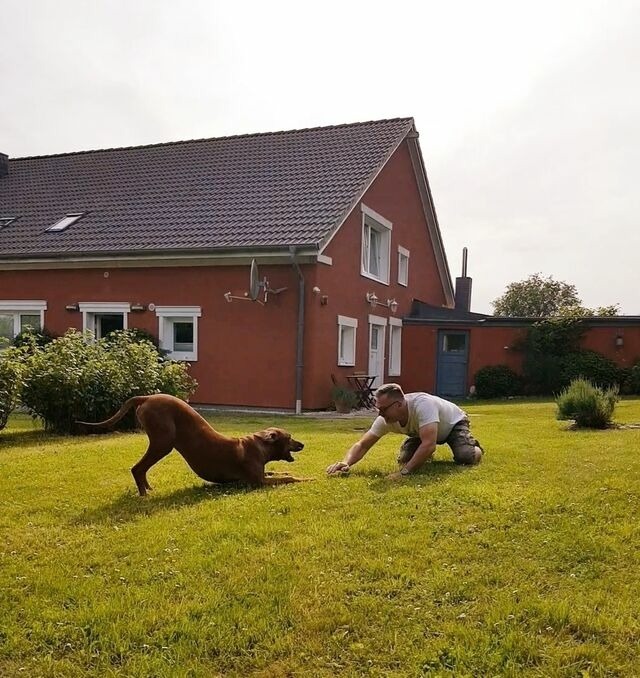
[397,417,483,466]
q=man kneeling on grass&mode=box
[326,383,483,480]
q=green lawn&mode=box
[1,399,640,677]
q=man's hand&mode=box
[326,461,350,476]
[386,471,408,481]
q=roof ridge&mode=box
[12,117,415,161]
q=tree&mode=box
[492,274,619,317]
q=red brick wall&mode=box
[580,326,640,369]
[402,322,640,395]
[0,264,301,408]
[302,139,450,406]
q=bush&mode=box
[622,361,640,395]
[0,347,26,431]
[12,326,57,349]
[524,349,624,396]
[556,378,618,429]
[20,329,197,434]
[522,353,565,395]
[560,350,621,389]
[473,365,522,399]
[330,385,358,412]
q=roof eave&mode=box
[317,118,415,255]
[0,244,321,270]
[405,134,455,307]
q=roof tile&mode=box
[1,118,413,257]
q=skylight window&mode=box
[47,213,84,232]
[0,216,16,228]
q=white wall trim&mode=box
[361,203,393,231]
[389,316,403,327]
[337,315,358,328]
[368,314,388,326]
[317,254,333,266]
[154,306,202,317]
[0,300,47,311]
[78,302,131,313]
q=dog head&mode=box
[256,427,304,463]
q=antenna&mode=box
[223,259,288,304]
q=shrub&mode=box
[522,353,565,395]
[12,326,57,349]
[556,378,618,429]
[157,360,199,401]
[560,350,621,389]
[330,385,358,412]
[20,329,197,434]
[524,349,624,396]
[622,361,640,395]
[0,347,26,431]
[473,364,522,399]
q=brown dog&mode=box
[77,394,309,495]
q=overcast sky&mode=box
[2,0,638,314]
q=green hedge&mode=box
[474,365,522,399]
[18,329,197,434]
[0,347,24,431]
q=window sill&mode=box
[360,270,390,286]
[166,352,197,362]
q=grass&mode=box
[1,399,640,677]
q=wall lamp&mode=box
[366,291,398,314]
[615,334,624,348]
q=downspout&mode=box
[290,247,305,414]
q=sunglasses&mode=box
[377,400,401,416]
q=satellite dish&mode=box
[249,259,261,301]
[223,258,287,304]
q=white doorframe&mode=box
[368,314,388,388]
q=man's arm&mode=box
[326,432,380,475]
[387,422,437,479]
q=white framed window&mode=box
[361,204,392,284]
[79,302,130,340]
[398,246,410,286]
[337,315,358,366]
[155,306,201,362]
[0,301,46,344]
[388,317,403,376]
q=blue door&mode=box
[436,331,469,397]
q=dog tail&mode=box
[76,395,150,429]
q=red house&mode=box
[0,118,455,410]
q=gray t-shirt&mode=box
[369,392,466,443]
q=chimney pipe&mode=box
[454,247,472,311]
[0,153,8,177]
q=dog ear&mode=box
[257,429,279,442]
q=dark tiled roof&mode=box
[406,300,491,322]
[406,300,640,324]
[0,118,414,258]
